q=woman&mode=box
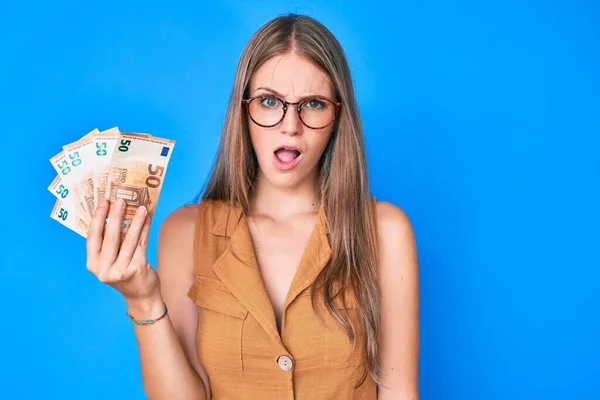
[86,14,419,399]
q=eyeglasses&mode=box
[243,95,341,130]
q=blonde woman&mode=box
[86,14,419,400]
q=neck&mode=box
[250,173,320,220]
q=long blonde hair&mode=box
[200,14,381,383]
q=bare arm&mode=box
[86,200,208,400]
[375,201,420,400]
[131,205,209,399]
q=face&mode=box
[247,52,337,190]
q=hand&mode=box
[86,198,160,304]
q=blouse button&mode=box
[277,355,294,371]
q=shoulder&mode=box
[156,201,212,281]
[156,204,199,274]
[374,200,415,242]
[163,203,200,225]
[158,199,233,257]
[159,203,199,243]
[159,199,227,240]
[373,200,418,278]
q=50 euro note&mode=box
[106,133,175,237]
[47,176,86,234]
[91,127,121,208]
[62,133,101,221]
[50,198,90,238]
[49,128,99,223]
[47,175,74,204]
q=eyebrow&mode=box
[253,86,329,101]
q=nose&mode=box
[279,103,302,136]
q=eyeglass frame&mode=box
[242,95,342,130]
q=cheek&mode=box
[248,126,270,156]
[307,131,333,159]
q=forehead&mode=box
[250,53,333,98]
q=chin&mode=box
[255,155,318,190]
[266,172,303,189]
[255,164,307,190]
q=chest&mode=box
[248,215,317,328]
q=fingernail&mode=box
[136,206,147,216]
[115,199,125,209]
[97,199,107,208]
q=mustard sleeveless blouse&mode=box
[187,200,376,399]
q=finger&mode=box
[86,199,109,257]
[130,214,152,269]
[116,205,148,266]
[100,198,126,266]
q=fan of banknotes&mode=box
[48,127,175,238]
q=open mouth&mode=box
[273,146,302,171]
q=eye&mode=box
[303,98,326,109]
[258,96,281,108]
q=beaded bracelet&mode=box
[126,303,169,326]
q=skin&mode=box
[85,52,420,399]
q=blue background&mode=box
[1,1,598,399]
